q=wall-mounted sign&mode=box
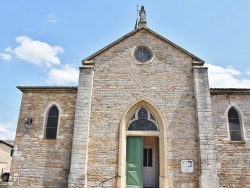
[181,160,194,173]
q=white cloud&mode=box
[0,122,16,140]
[5,46,12,53]
[0,47,13,61]
[224,66,241,76]
[247,69,250,75]
[0,53,12,60]
[46,64,78,85]
[11,36,64,67]
[48,14,57,23]
[206,64,250,88]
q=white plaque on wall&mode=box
[181,160,194,173]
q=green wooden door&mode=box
[126,136,143,188]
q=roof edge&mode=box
[17,86,78,92]
[145,27,204,64]
[82,27,204,65]
[82,28,138,64]
[0,140,14,148]
[210,88,250,95]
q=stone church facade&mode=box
[9,7,250,188]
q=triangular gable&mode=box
[82,27,204,66]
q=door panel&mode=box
[143,147,154,187]
[143,137,158,187]
[126,136,143,188]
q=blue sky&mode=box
[1,1,250,140]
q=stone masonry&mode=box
[9,23,250,188]
[193,67,219,188]
[9,87,77,187]
[211,89,250,187]
[68,65,94,188]
[85,28,201,187]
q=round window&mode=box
[134,46,152,62]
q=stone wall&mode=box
[211,91,250,187]
[8,27,250,188]
[68,66,94,188]
[10,87,77,188]
[86,29,200,187]
[193,67,219,188]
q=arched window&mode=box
[45,106,59,139]
[228,107,243,141]
[128,107,158,131]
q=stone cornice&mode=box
[210,88,250,95]
[17,86,78,92]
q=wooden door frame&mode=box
[117,98,168,188]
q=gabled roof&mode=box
[0,140,14,148]
[82,27,204,65]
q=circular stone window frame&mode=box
[132,46,154,64]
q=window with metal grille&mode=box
[134,46,152,62]
[45,106,59,139]
[228,107,243,141]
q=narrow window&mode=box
[45,106,59,139]
[10,149,14,157]
[228,108,242,141]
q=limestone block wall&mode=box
[10,87,77,188]
[68,66,94,188]
[211,91,250,187]
[86,29,200,187]
[193,67,219,188]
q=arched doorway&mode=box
[117,99,168,188]
[126,107,159,187]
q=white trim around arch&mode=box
[39,102,62,139]
[117,97,168,188]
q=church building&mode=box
[9,6,250,188]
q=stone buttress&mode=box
[193,66,219,188]
[68,63,94,188]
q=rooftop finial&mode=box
[138,5,147,28]
[134,5,139,30]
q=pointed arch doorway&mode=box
[126,107,159,187]
[117,99,168,188]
